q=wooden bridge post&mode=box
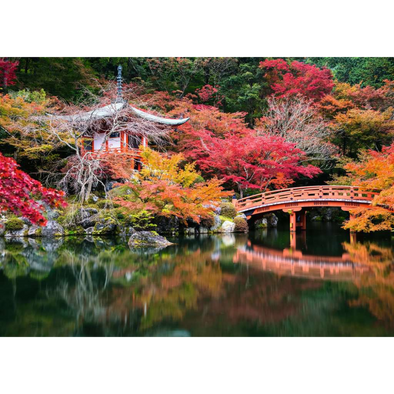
[299,210,307,231]
[289,211,296,232]
[232,197,238,210]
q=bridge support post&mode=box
[300,210,307,231]
[289,211,296,232]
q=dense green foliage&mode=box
[304,57,394,88]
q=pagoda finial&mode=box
[116,65,123,102]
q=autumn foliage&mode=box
[114,147,230,224]
[260,59,334,101]
[0,152,66,225]
[185,129,321,197]
[340,143,394,232]
[0,59,19,89]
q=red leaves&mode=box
[185,129,321,196]
[260,59,334,102]
[0,59,18,88]
[0,152,66,225]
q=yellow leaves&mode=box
[139,147,200,187]
[344,206,394,233]
[334,109,394,136]
[116,148,230,224]
[0,92,65,161]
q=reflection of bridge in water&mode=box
[233,242,371,281]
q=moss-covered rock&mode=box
[5,218,24,232]
[4,224,29,238]
[128,231,173,249]
[93,217,117,235]
[255,218,268,229]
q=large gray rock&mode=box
[28,225,41,237]
[128,231,173,249]
[76,208,99,228]
[93,217,117,235]
[211,214,222,231]
[255,218,268,228]
[21,217,33,226]
[125,226,136,236]
[85,227,94,236]
[264,213,278,228]
[41,221,64,237]
[184,227,196,235]
[220,220,235,233]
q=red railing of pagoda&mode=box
[234,185,379,212]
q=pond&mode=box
[0,222,393,336]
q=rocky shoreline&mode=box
[0,201,256,248]
[0,206,251,238]
[0,198,343,250]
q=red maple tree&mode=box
[260,59,334,102]
[185,129,321,197]
[0,153,66,225]
[0,58,19,89]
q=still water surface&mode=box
[0,223,393,336]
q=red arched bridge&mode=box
[233,185,379,232]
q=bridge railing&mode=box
[235,185,379,211]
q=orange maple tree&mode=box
[113,147,230,224]
[341,142,394,232]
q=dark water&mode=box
[0,222,393,336]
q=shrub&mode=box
[220,202,237,219]
[201,214,215,229]
[5,218,24,231]
[234,217,248,232]
[125,210,156,231]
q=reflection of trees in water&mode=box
[193,270,323,333]
[343,241,394,328]
[2,234,394,335]
[136,249,224,331]
[342,241,394,267]
[54,250,115,334]
[48,236,243,334]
